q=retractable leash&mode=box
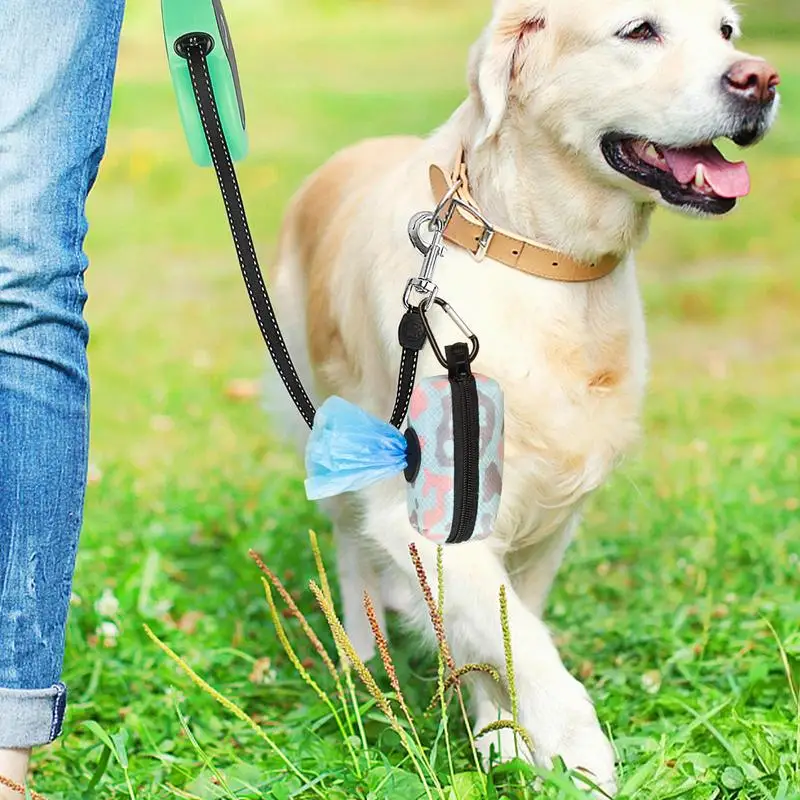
[161,0,505,544]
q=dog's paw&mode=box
[555,723,617,798]
[522,675,617,797]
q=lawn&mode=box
[28,1,800,798]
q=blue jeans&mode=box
[0,0,124,748]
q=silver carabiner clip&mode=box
[419,296,480,369]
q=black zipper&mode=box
[446,343,480,544]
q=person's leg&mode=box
[0,0,124,782]
[0,749,29,796]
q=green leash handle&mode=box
[162,0,248,166]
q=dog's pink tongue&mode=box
[663,145,751,198]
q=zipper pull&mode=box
[445,342,472,381]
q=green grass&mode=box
[29,1,800,798]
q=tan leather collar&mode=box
[429,149,621,282]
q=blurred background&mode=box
[36,0,799,796]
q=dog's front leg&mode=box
[323,496,385,662]
[364,500,617,796]
[511,515,580,619]
[472,516,581,768]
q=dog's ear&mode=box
[469,8,547,143]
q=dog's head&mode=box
[470,0,780,215]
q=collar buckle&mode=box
[472,221,495,262]
[449,197,495,262]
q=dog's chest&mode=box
[495,373,643,545]
[462,269,648,545]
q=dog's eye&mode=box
[720,23,734,41]
[619,21,660,42]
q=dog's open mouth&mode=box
[601,135,750,214]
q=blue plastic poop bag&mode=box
[305,397,408,500]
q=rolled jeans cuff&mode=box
[0,683,67,748]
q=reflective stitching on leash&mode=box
[187,53,312,426]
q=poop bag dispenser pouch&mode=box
[405,342,504,544]
[305,342,504,545]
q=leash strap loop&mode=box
[391,309,427,428]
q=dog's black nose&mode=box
[723,59,780,105]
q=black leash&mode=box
[182,40,424,429]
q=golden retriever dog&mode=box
[270,0,779,793]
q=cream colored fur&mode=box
[269,0,776,793]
